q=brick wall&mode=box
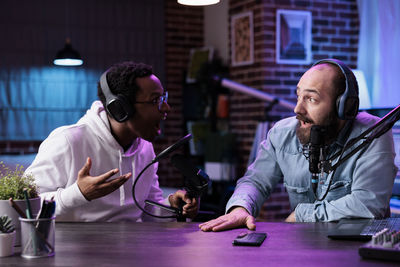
[228,0,359,220]
[154,0,204,186]
[157,0,360,221]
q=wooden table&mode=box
[2,221,398,266]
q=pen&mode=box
[23,189,33,219]
[9,197,27,218]
[23,189,39,255]
[47,201,56,218]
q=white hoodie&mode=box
[25,101,167,222]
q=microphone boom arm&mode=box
[326,104,400,173]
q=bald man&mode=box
[200,59,397,231]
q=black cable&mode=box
[131,161,177,219]
[314,140,348,201]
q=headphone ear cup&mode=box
[106,95,135,122]
[336,69,359,120]
[337,95,359,120]
[100,70,134,122]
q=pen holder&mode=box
[19,217,55,258]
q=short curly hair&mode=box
[97,61,153,107]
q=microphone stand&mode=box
[143,154,210,222]
[315,104,400,201]
[131,134,193,220]
[132,161,179,219]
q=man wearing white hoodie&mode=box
[25,61,198,222]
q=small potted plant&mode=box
[0,215,16,257]
[0,162,40,246]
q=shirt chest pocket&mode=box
[284,183,311,209]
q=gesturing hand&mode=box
[199,207,256,232]
[77,157,132,201]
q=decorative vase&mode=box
[0,198,41,246]
[0,230,16,257]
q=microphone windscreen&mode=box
[310,125,324,145]
[309,125,324,174]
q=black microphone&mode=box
[309,125,326,194]
[152,134,192,163]
[170,154,209,198]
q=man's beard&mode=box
[296,112,341,145]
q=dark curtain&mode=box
[0,0,165,141]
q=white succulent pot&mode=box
[0,198,41,246]
[0,231,16,257]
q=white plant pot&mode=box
[0,198,41,246]
[0,231,15,257]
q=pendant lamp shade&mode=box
[177,0,220,6]
[53,38,83,66]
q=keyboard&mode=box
[360,218,400,236]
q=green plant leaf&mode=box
[0,161,38,200]
[0,215,15,233]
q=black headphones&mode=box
[312,59,359,120]
[100,70,135,122]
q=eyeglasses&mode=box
[135,92,168,111]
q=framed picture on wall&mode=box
[276,9,312,64]
[186,47,214,83]
[231,11,254,66]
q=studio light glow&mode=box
[177,0,220,6]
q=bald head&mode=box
[308,63,346,99]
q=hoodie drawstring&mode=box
[118,151,125,206]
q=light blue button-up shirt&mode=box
[226,112,398,222]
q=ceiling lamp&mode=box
[53,38,83,66]
[177,0,220,6]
